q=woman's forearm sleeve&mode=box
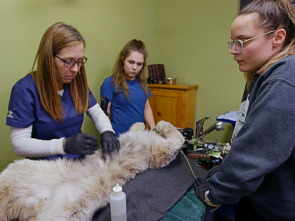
[10,126,65,157]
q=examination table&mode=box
[93,152,208,221]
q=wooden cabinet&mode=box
[148,84,198,129]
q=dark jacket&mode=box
[208,55,295,221]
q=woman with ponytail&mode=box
[194,1,295,220]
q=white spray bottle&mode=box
[110,184,127,221]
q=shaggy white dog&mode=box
[0,121,184,221]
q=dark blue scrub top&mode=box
[6,74,97,160]
[100,76,151,137]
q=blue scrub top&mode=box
[100,76,151,137]
[6,74,97,160]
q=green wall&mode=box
[155,0,244,141]
[0,0,244,171]
[0,0,157,170]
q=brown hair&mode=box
[239,0,295,90]
[112,39,149,100]
[32,22,89,121]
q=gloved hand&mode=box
[193,177,209,203]
[193,177,220,208]
[64,133,98,155]
[101,131,120,157]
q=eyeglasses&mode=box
[227,30,276,53]
[55,55,88,67]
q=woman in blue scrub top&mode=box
[100,39,155,137]
[6,22,120,160]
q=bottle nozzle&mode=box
[113,184,122,192]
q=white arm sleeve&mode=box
[10,126,65,158]
[87,103,114,134]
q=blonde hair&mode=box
[32,22,89,121]
[112,39,149,100]
[239,0,295,91]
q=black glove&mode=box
[64,133,98,155]
[193,177,220,208]
[101,131,120,157]
[193,177,209,203]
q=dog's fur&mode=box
[0,121,184,221]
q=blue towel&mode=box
[161,188,207,221]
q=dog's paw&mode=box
[153,121,175,138]
[129,122,145,132]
